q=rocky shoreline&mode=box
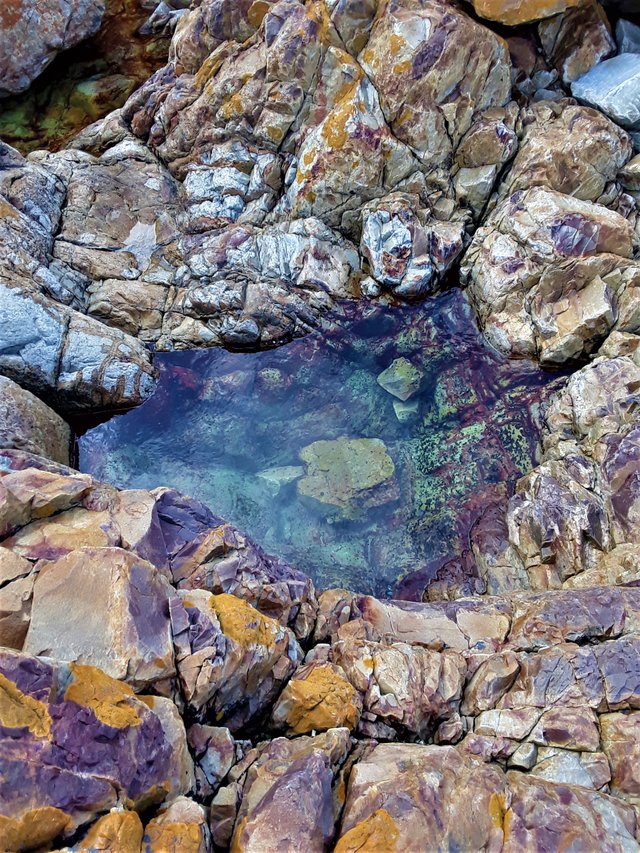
[1,0,640,850]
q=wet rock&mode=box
[173,590,301,731]
[376,358,424,401]
[298,437,398,519]
[24,546,175,689]
[538,1,616,84]
[470,0,589,26]
[143,797,211,853]
[0,0,105,97]
[271,661,362,734]
[572,52,640,132]
[0,650,192,848]
[0,377,70,465]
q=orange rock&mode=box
[64,663,142,729]
[272,662,362,734]
[210,593,280,650]
[75,809,143,852]
[0,671,52,738]
[334,809,400,853]
[0,807,72,851]
[471,0,588,25]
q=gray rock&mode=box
[616,19,640,55]
[572,53,640,130]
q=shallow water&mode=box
[79,290,565,597]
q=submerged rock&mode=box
[298,437,398,519]
[377,357,424,401]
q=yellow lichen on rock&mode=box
[210,593,280,649]
[0,672,52,738]
[274,662,361,734]
[334,809,400,853]
[142,821,204,852]
[76,810,144,852]
[64,663,142,729]
[0,807,72,851]
[471,0,587,25]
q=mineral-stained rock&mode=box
[538,1,616,84]
[0,0,105,97]
[172,589,301,730]
[0,650,192,848]
[461,187,638,362]
[601,712,640,811]
[360,195,467,299]
[63,809,144,852]
[572,52,640,132]
[142,797,211,853]
[504,771,638,849]
[271,661,362,734]
[335,743,507,851]
[219,729,351,853]
[0,283,158,413]
[297,437,398,519]
[24,546,175,689]
[0,549,34,650]
[0,377,70,466]
[188,724,246,801]
[0,467,92,539]
[480,355,640,591]
[376,358,424,401]
[470,0,589,26]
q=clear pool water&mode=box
[79,290,565,597]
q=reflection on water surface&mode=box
[79,290,565,597]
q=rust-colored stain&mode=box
[0,0,23,30]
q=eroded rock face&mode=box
[470,0,589,26]
[0,0,105,97]
[0,377,70,465]
[0,650,193,849]
[473,354,640,593]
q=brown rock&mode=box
[471,0,588,26]
[143,797,211,853]
[0,377,71,465]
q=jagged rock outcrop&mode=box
[0,0,105,97]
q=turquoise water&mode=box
[79,290,564,597]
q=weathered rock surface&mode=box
[0,650,193,849]
[538,0,616,84]
[470,0,589,26]
[0,377,70,466]
[0,0,105,97]
[473,354,640,593]
[572,52,640,132]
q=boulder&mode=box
[298,437,398,519]
[142,797,211,853]
[538,1,615,84]
[172,590,302,730]
[470,0,588,26]
[271,661,362,734]
[0,377,70,465]
[24,547,175,689]
[0,650,192,849]
[377,358,424,401]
